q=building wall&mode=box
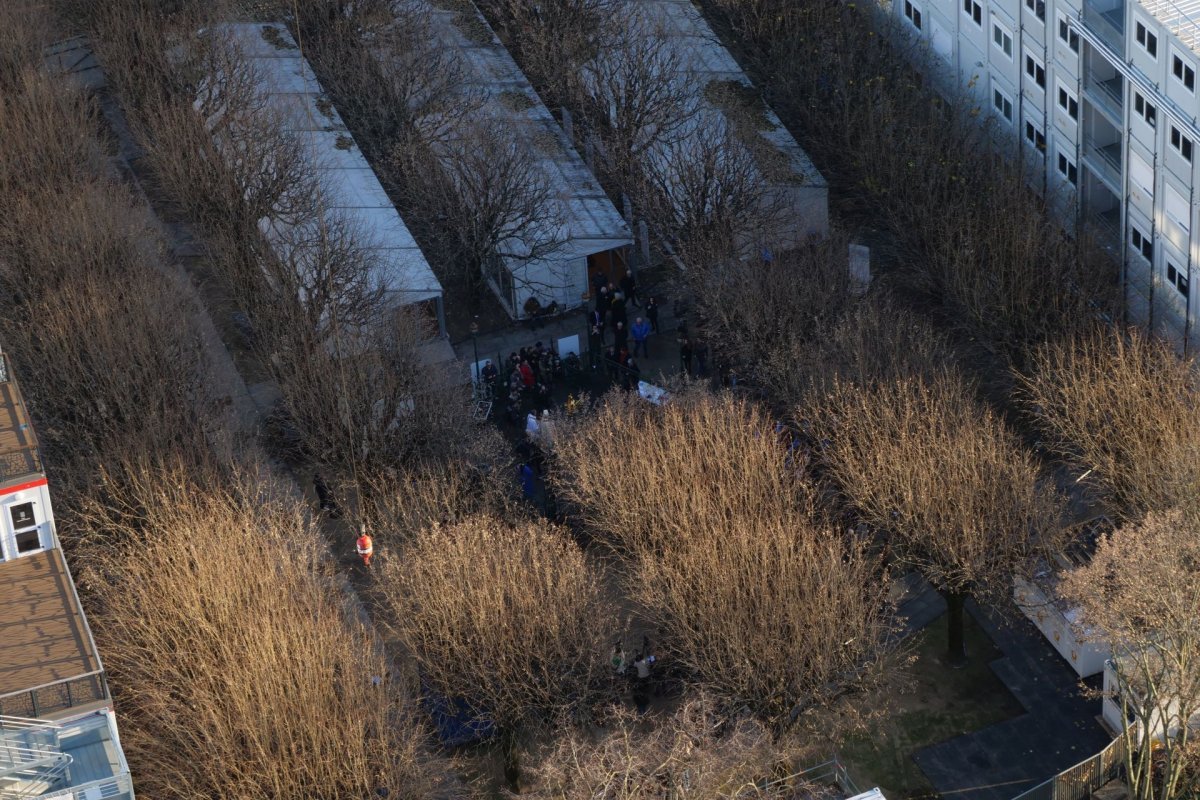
[889,0,1200,349]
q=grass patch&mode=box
[840,612,1024,799]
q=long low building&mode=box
[388,2,633,319]
[0,351,134,800]
[637,0,830,251]
[224,23,453,360]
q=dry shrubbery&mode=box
[1060,510,1200,800]
[527,696,824,799]
[75,468,452,800]
[810,373,1064,662]
[1020,326,1200,520]
[552,392,897,724]
[380,515,610,789]
[359,455,518,537]
[381,517,610,734]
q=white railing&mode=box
[1141,0,1200,55]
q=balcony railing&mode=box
[1084,70,1123,120]
[1082,3,1126,56]
[1083,134,1124,189]
[0,672,108,721]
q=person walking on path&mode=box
[630,317,651,358]
[313,472,339,517]
[356,525,374,568]
[679,336,693,376]
[519,359,535,390]
[645,296,660,333]
[519,462,537,499]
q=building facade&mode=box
[0,351,134,799]
[890,0,1200,349]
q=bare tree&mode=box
[575,11,693,189]
[474,0,623,109]
[526,695,826,799]
[380,515,611,788]
[551,391,898,725]
[637,113,785,266]
[1060,510,1200,800]
[400,117,567,306]
[811,373,1064,665]
[1019,326,1200,520]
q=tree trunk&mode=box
[501,727,522,793]
[942,590,968,668]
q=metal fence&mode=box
[1011,730,1129,800]
[0,672,108,720]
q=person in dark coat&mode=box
[694,340,708,377]
[313,473,339,517]
[624,357,641,391]
[679,336,693,376]
[588,324,603,370]
[596,286,612,318]
[620,273,639,308]
[610,292,627,327]
[613,321,628,353]
[645,296,660,333]
[590,308,606,343]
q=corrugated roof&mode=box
[411,3,632,249]
[225,23,444,306]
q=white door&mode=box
[0,494,45,560]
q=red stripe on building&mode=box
[0,476,48,496]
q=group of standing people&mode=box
[589,271,661,390]
[483,341,563,426]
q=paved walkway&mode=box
[913,602,1111,800]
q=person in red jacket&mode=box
[356,526,374,568]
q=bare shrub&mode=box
[74,467,454,800]
[398,117,568,305]
[574,10,692,189]
[810,372,1064,664]
[780,293,959,408]
[552,392,897,724]
[358,452,520,538]
[0,73,104,203]
[1019,326,1200,520]
[380,515,611,784]
[1060,510,1200,800]
[526,695,826,799]
[0,178,214,513]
